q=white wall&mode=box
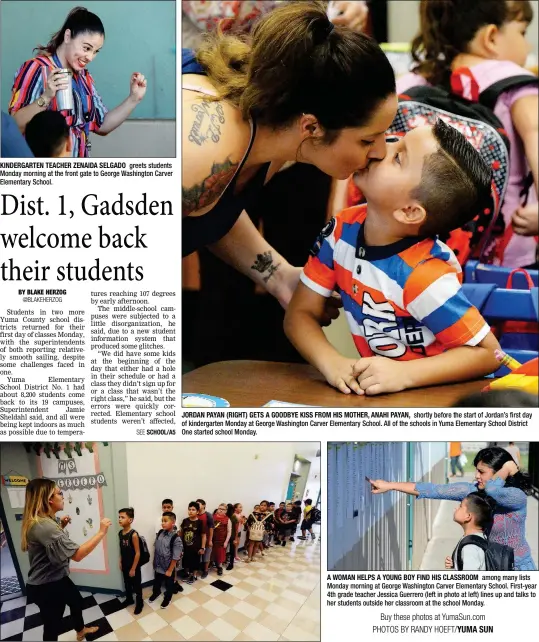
[388,0,538,55]
[125,442,319,582]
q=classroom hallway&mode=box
[0,533,321,642]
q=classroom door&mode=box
[0,514,23,603]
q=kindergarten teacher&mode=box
[22,478,113,641]
[8,6,147,157]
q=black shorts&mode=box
[182,548,201,572]
[301,519,313,530]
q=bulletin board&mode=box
[38,445,108,574]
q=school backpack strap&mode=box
[455,535,488,571]
[479,75,539,111]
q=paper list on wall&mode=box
[6,488,25,508]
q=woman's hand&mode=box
[129,73,147,103]
[368,478,393,494]
[44,68,70,101]
[512,203,538,236]
[331,1,369,32]
[60,515,72,529]
[99,518,112,533]
[445,556,454,569]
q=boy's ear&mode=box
[393,201,427,228]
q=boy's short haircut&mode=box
[260,500,269,505]
[162,511,176,522]
[119,507,134,519]
[294,500,302,506]
[196,498,206,507]
[189,501,200,511]
[465,493,495,530]
[304,499,313,505]
[162,498,173,505]
[25,111,70,158]
[413,119,492,237]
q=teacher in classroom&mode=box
[8,6,147,157]
[21,478,113,641]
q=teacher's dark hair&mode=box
[474,446,532,495]
[35,6,105,55]
[196,0,395,143]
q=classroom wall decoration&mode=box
[38,445,108,574]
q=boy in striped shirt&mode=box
[284,120,501,395]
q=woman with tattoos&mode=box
[182,0,397,311]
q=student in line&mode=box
[150,512,183,609]
[285,120,501,395]
[180,502,206,583]
[118,508,143,614]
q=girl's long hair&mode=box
[35,6,105,56]
[410,0,533,87]
[21,478,58,552]
[474,446,532,494]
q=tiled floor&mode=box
[0,536,320,641]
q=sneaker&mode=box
[173,582,184,593]
[201,571,209,579]
[161,597,171,609]
[281,541,286,547]
[226,565,233,571]
[311,533,316,540]
[134,600,144,615]
[297,536,307,540]
[217,567,223,576]
[186,575,196,584]
[149,593,160,603]
[289,537,295,542]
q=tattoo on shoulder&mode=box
[182,157,239,215]
[188,98,226,146]
[251,251,281,283]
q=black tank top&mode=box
[182,82,271,257]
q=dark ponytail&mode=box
[411,0,533,87]
[35,6,105,55]
[197,0,395,140]
[474,446,532,495]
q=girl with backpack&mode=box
[245,501,271,562]
[397,0,538,268]
[369,446,536,571]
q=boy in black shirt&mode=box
[179,502,206,584]
[118,508,144,615]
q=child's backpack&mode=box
[119,530,151,567]
[310,507,321,524]
[248,513,270,541]
[383,70,538,266]
[454,535,514,571]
